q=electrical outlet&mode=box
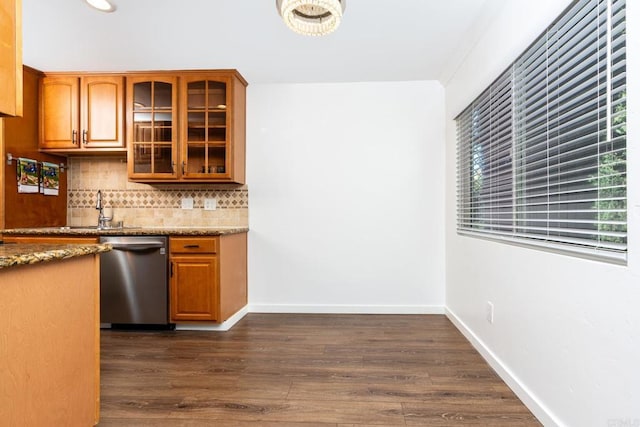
[181,198,194,210]
[204,198,217,211]
[486,301,494,324]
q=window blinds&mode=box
[456,0,626,262]
[456,69,513,235]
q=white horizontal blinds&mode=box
[515,0,606,247]
[456,69,513,235]
[489,71,514,234]
[514,0,626,253]
[456,106,472,231]
[455,0,626,260]
[597,0,626,249]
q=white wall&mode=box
[246,81,445,313]
[445,1,640,426]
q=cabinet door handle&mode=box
[182,161,186,175]
[170,261,174,277]
[82,130,88,144]
[72,130,78,145]
[171,162,176,174]
[183,244,200,249]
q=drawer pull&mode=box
[183,244,200,249]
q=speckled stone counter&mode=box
[0,243,112,269]
[1,226,249,237]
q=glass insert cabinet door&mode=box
[127,76,178,178]
[180,78,230,178]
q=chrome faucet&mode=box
[96,190,110,229]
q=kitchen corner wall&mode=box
[246,81,446,314]
[66,157,248,228]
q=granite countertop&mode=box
[1,226,250,236]
[0,243,112,269]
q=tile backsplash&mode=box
[67,157,248,228]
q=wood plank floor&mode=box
[98,314,541,426]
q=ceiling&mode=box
[22,0,507,84]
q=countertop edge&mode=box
[1,227,250,236]
[0,243,112,270]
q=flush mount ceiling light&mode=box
[276,0,346,36]
[84,0,116,13]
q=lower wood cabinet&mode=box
[0,254,101,426]
[169,233,247,323]
[170,252,219,321]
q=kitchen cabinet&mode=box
[127,75,178,179]
[170,241,218,321]
[39,74,125,153]
[128,70,246,183]
[0,252,101,426]
[0,0,22,117]
[169,233,247,323]
[179,72,246,183]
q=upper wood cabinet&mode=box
[126,75,178,180]
[127,70,247,184]
[40,76,77,150]
[36,69,246,180]
[0,0,23,117]
[179,72,246,183]
[39,74,125,153]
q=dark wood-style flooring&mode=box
[98,314,541,426]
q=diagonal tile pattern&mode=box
[68,188,248,209]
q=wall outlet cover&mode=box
[486,301,494,324]
[204,198,217,211]
[181,198,194,210]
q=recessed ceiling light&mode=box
[84,0,116,13]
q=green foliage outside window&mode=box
[591,90,627,244]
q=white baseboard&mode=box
[172,304,443,330]
[248,304,445,314]
[445,307,563,427]
[174,306,249,331]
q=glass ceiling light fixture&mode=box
[276,0,346,36]
[84,0,116,13]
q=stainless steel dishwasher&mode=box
[99,236,169,328]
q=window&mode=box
[456,0,626,262]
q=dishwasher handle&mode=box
[110,242,165,252]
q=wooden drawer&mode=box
[170,237,217,254]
